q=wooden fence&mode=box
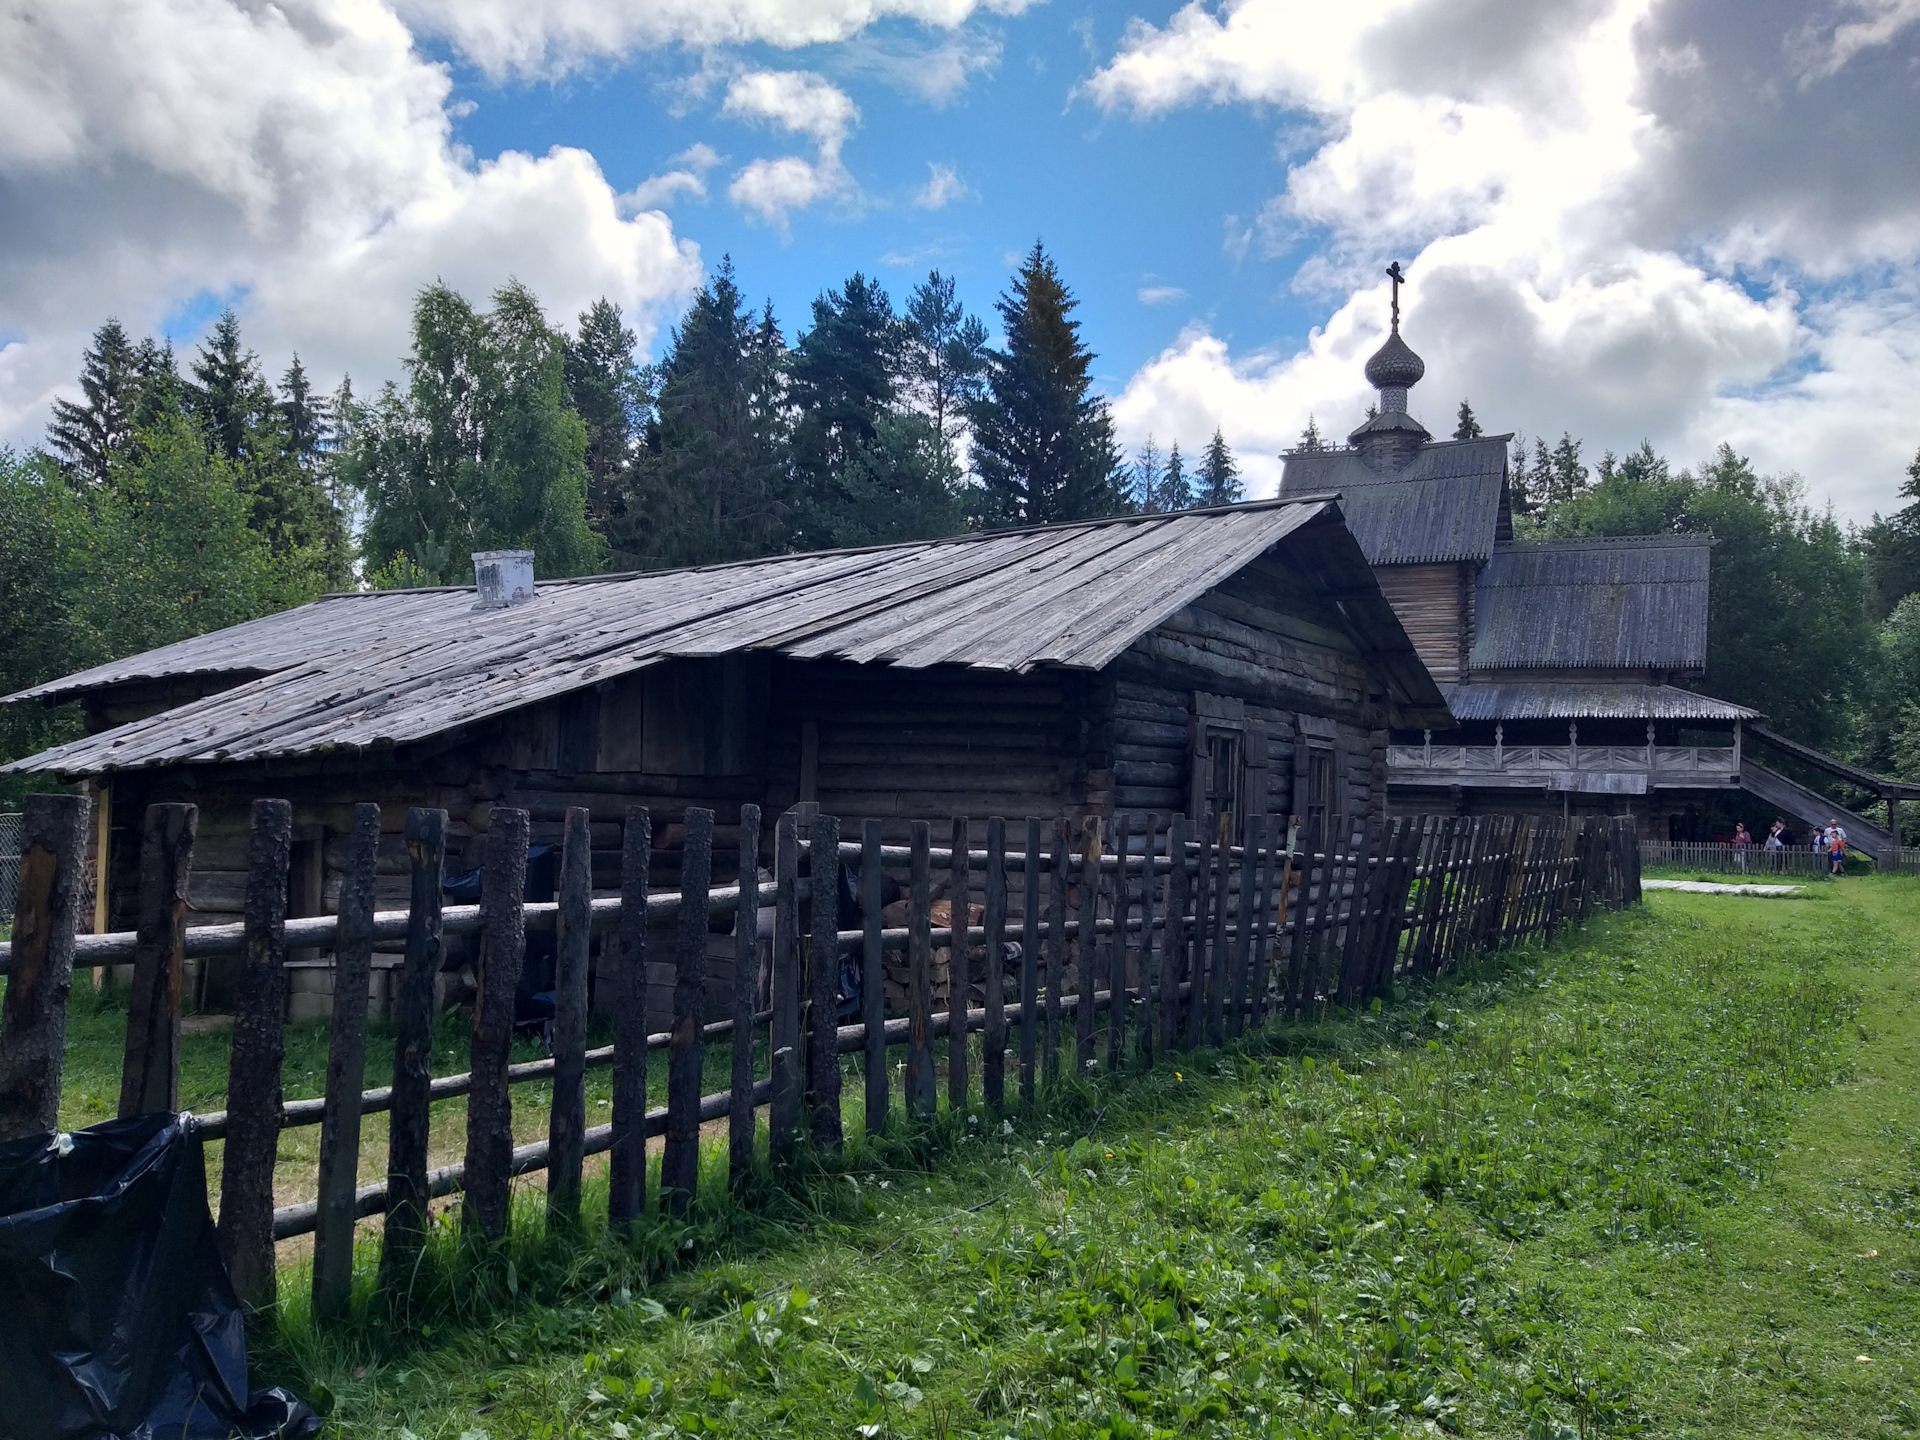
[0,795,1638,1319]
[1640,840,1837,878]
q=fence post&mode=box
[119,802,196,1118]
[1108,811,1131,1070]
[0,793,89,1142]
[808,812,843,1151]
[1162,814,1188,1051]
[314,802,379,1319]
[983,816,1008,1106]
[663,807,714,1215]
[547,806,592,1226]
[1020,818,1041,1106]
[464,806,529,1241]
[1137,814,1161,1066]
[381,805,443,1289]
[1076,814,1101,1077]
[1046,818,1068,1082]
[906,821,936,1118]
[861,818,887,1134]
[731,804,764,1192]
[609,808,651,1231]
[770,813,801,1162]
[948,815,970,1110]
[219,799,292,1310]
[1228,815,1259,1037]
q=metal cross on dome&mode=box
[1386,260,1406,331]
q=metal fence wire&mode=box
[0,813,21,923]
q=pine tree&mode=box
[624,259,791,568]
[1196,427,1242,506]
[1453,399,1482,440]
[1158,442,1193,512]
[969,242,1128,526]
[1296,415,1327,453]
[902,271,990,473]
[47,319,142,485]
[1133,435,1163,512]
[564,298,648,531]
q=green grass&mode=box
[208,876,1920,1438]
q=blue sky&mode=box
[4,0,1919,517]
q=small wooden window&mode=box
[1203,727,1244,833]
[1304,747,1335,848]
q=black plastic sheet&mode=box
[0,1112,319,1440]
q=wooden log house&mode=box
[3,502,1451,1028]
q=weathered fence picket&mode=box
[381,805,443,1287]
[0,794,89,1145]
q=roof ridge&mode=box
[1494,533,1713,551]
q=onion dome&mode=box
[1363,329,1425,391]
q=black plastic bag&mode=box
[0,1112,319,1440]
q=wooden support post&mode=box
[1046,818,1069,1081]
[731,805,764,1191]
[1137,814,1160,1067]
[1020,818,1041,1106]
[663,807,713,1214]
[809,812,843,1151]
[984,816,1008,1106]
[220,799,294,1308]
[0,794,89,1143]
[907,822,936,1118]
[948,815,971,1110]
[119,803,196,1118]
[861,818,887,1134]
[608,808,650,1230]
[464,806,528,1241]
[546,806,592,1225]
[314,803,379,1319]
[1108,811,1129,1071]
[380,805,443,1289]
[1228,814,1260,1038]
[770,813,802,1162]
[1076,814,1101,1077]
[1162,813,1188,1055]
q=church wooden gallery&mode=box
[4,502,1451,1028]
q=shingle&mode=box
[1442,681,1758,722]
[1469,537,1711,671]
[1277,437,1509,564]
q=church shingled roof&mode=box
[1277,436,1511,565]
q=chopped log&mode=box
[608,807,650,1230]
[120,803,196,1117]
[314,802,379,1318]
[906,822,935,1118]
[1020,817,1041,1106]
[662,806,713,1214]
[809,812,843,1151]
[862,818,887,1134]
[0,794,89,1143]
[731,804,763,1192]
[983,816,1008,1107]
[380,805,443,1289]
[464,806,529,1241]
[546,806,592,1224]
[948,816,970,1110]
[770,813,802,1161]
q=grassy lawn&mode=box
[16,878,1920,1436]
[215,877,1916,1438]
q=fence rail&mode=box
[0,794,1638,1319]
[1640,839,1843,877]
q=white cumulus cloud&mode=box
[914,162,969,209]
[722,69,860,228]
[1090,0,1920,520]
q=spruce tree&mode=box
[189,309,278,465]
[1453,399,1482,440]
[1508,435,1533,515]
[903,271,990,472]
[1550,432,1587,504]
[1295,415,1327,453]
[1197,427,1242,506]
[47,319,141,485]
[564,298,648,531]
[969,242,1128,526]
[1133,436,1163,512]
[1159,442,1192,512]
[624,259,790,568]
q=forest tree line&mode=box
[2,241,1916,813]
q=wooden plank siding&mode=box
[1373,562,1473,685]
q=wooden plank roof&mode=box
[1276,436,1511,565]
[6,498,1449,776]
[1443,681,1758,723]
[1468,536,1711,672]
